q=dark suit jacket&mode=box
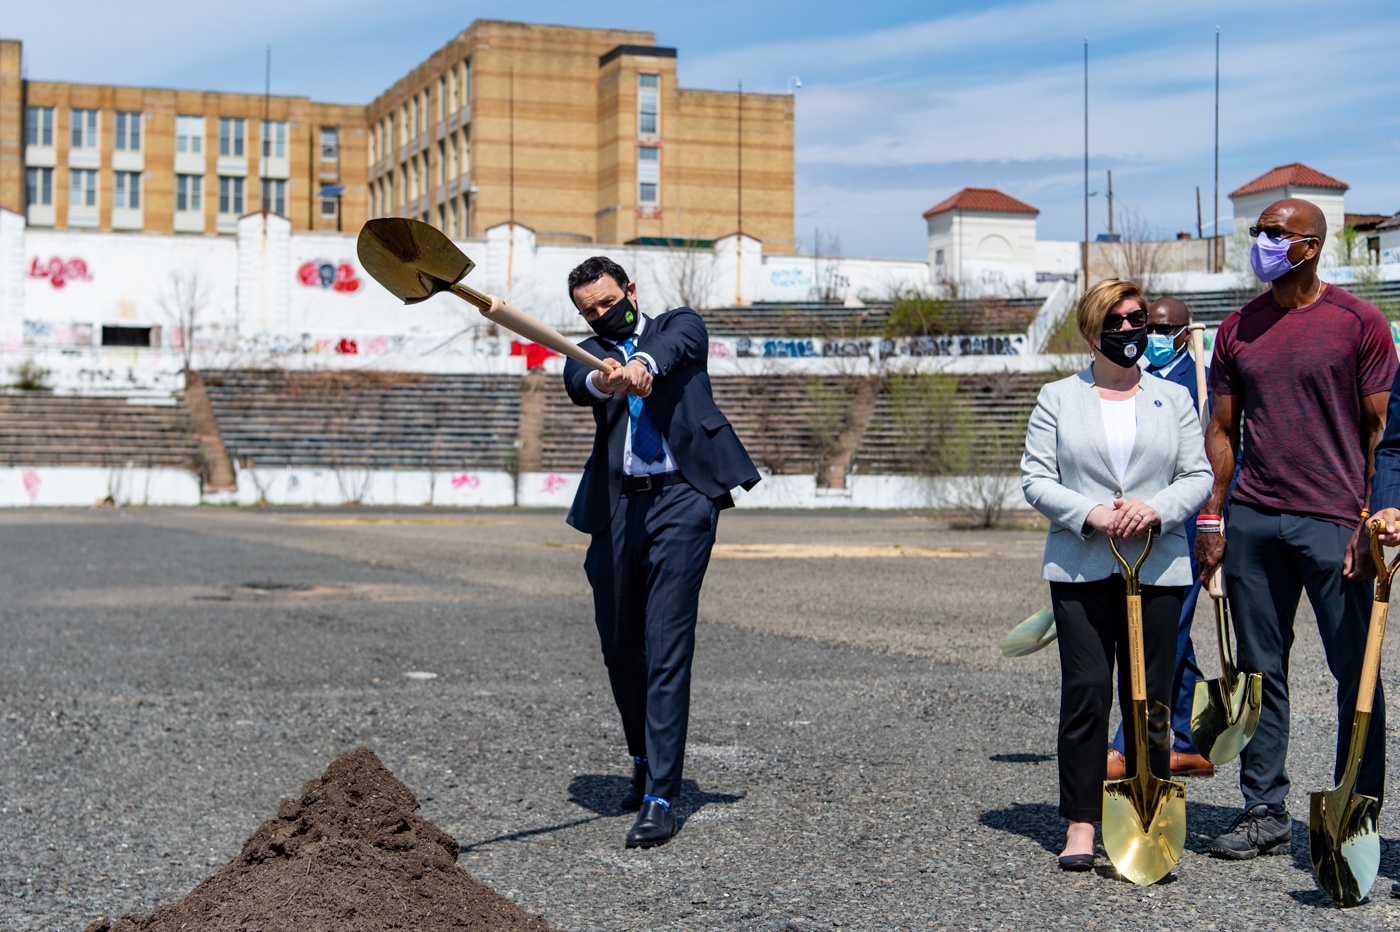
[1369,366,1400,512]
[1148,351,1208,411]
[563,307,760,534]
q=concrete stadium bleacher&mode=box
[201,370,522,470]
[0,393,201,469]
[701,298,1045,338]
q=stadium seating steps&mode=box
[0,392,201,469]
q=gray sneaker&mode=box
[1209,804,1292,859]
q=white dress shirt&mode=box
[584,314,678,476]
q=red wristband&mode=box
[1197,514,1222,520]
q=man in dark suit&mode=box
[563,256,760,848]
[1106,295,1215,779]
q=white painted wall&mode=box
[1229,187,1347,264]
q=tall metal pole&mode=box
[736,79,743,306]
[507,59,515,304]
[1197,186,1204,268]
[1083,39,1088,294]
[1107,169,1113,235]
[1213,27,1220,274]
[262,45,270,220]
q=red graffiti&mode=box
[335,338,358,354]
[297,259,361,293]
[450,473,481,489]
[22,469,40,505]
[541,474,569,494]
[28,257,93,289]
[510,340,558,370]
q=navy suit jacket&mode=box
[1369,366,1400,512]
[1147,351,1208,412]
[563,307,761,535]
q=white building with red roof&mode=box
[923,187,1053,291]
[1229,162,1348,262]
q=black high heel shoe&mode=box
[1058,853,1095,871]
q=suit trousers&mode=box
[584,479,719,801]
[1052,576,1181,822]
[1225,502,1384,811]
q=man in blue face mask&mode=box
[1105,296,1216,781]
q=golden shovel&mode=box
[1188,569,1263,764]
[1308,519,1399,907]
[355,218,613,374]
[1103,528,1186,885]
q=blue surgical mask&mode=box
[1250,231,1305,282]
[1144,334,1181,368]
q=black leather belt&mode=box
[620,471,687,493]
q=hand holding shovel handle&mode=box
[1308,520,1400,907]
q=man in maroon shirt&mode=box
[1196,198,1394,859]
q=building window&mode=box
[638,146,659,204]
[935,249,945,265]
[449,197,459,237]
[176,115,204,154]
[321,127,339,161]
[71,109,99,149]
[385,176,394,211]
[218,176,245,214]
[448,66,459,113]
[461,59,470,110]
[438,75,447,121]
[321,196,338,217]
[261,178,286,214]
[176,174,203,212]
[400,104,409,144]
[439,140,446,185]
[25,107,55,146]
[639,74,659,135]
[219,118,245,157]
[261,120,287,158]
[114,171,141,209]
[69,169,98,207]
[448,132,459,178]
[114,111,142,151]
[410,156,419,200]
[26,167,53,205]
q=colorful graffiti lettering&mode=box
[297,260,362,293]
[28,257,93,289]
[450,473,481,489]
[708,341,732,359]
[335,338,358,354]
[762,339,817,358]
[509,341,558,369]
[21,469,40,505]
[541,474,569,494]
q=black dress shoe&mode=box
[1058,854,1094,871]
[625,799,677,848]
[620,762,647,811]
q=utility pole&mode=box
[1197,186,1204,269]
[1213,27,1220,274]
[1107,169,1113,236]
[1082,39,1089,294]
[507,59,515,304]
[735,78,743,306]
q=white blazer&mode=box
[1021,367,1212,586]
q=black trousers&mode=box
[1225,503,1384,811]
[584,480,719,801]
[1051,576,1181,822]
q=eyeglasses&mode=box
[1249,224,1317,241]
[1102,309,1147,332]
[1145,322,1187,337]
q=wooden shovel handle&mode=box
[1127,594,1146,702]
[1189,323,1208,427]
[1206,566,1225,599]
[460,288,614,374]
[1358,600,1388,715]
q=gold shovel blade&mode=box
[1189,670,1263,765]
[1102,773,1186,885]
[356,218,475,304]
[1309,788,1380,907]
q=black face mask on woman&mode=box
[586,295,639,343]
[1098,326,1148,369]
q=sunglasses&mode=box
[1249,224,1317,241]
[1145,322,1187,337]
[1102,309,1147,332]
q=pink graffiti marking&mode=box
[541,474,568,495]
[28,257,93,289]
[335,338,358,355]
[450,473,481,489]
[297,259,362,293]
[21,469,40,505]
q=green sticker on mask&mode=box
[626,311,634,322]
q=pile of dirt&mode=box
[87,747,553,932]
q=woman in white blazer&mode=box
[1021,278,1212,871]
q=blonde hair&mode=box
[1077,279,1147,342]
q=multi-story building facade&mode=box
[0,20,795,252]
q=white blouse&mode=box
[1099,396,1137,485]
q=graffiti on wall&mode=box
[28,257,93,289]
[297,260,362,294]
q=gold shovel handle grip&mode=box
[1358,601,1388,715]
[1127,594,1146,702]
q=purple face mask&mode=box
[1250,231,1305,282]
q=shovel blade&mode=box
[1309,788,1380,908]
[1102,774,1186,885]
[356,218,475,304]
[1189,671,1263,765]
[1001,607,1056,657]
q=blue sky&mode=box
[10,1,1400,258]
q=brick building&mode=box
[0,21,794,252]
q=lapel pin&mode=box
[1154,400,1162,407]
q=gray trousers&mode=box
[1225,502,1385,811]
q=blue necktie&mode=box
[618,334,665,465]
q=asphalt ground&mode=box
[2,506,1399,931]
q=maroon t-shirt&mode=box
[1209,284,1397,527]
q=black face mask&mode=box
[586,296,639,343]
[1098,326,1148,369]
